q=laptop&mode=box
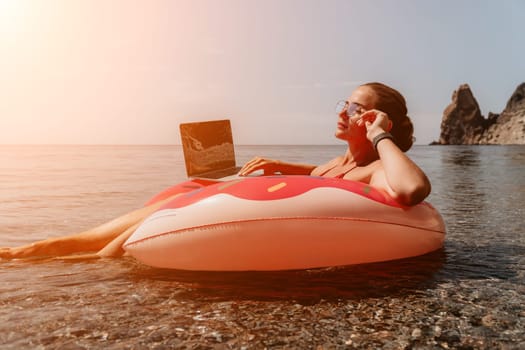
[179,120,243,180]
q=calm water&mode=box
[1,145,524,349]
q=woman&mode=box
[0,82,430,260]
[239,82,430,206]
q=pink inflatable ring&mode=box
[124,176,446,271]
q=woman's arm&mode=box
[363,110,431,206]
[239,157,317,176]
[370,139,431,205]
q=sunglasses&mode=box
[335,101,365,118]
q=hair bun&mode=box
[362,82,414,151]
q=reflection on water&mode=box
[129,250,446,303]
[440,147,488,234]
[1,145,524,349]
[0,250,447,303]
[430,146,525,283]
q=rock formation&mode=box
[434,83,525,145]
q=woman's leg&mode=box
[53,221,141,260]
[0,193,183,260]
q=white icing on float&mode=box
[124,176,446,271]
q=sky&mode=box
[1,0,524,145]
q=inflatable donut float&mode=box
[124,176,446,271]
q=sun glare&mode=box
[0,0,27,35]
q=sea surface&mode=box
[0,145,524,349]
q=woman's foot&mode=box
[0,245,39,259]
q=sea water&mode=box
[0,145,524,349]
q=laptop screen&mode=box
[179,120,237,178]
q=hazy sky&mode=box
[1,0,524,145]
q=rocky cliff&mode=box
[434,83,525,145]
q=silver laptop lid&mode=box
[179,120,238,178]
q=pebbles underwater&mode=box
[1,247,523,349]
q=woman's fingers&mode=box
[360,109,392,140]
[360,109,387,126]
[239,157,277,176]
[240,158,266,176]
[238,157,259,175]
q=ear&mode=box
[387,120,393,131]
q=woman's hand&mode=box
[359,109,393,142]
[239,157,282,176]
[359,110,431,205]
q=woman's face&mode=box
[335,86,377,141]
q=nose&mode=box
[339,109,349,121]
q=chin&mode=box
[334,130,348,141]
